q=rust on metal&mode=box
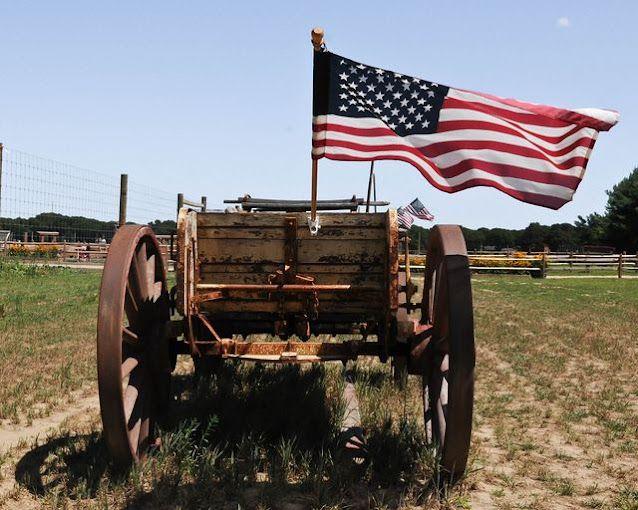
[196,313,223,342]
[196,339,380,361]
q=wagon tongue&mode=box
[223,195,389,212]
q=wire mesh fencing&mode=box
[0,143,177,263]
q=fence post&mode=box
[541,252,548,278]
[201,196,207,213]
[0,143,3,219]
[177,193,184,218]
[119,173,128,227]
[618,252,624,279]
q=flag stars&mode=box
[331,58,444,135]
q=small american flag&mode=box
[312,51,619,209]
[397,206,414,230]
[405,198,434,221]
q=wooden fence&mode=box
[0,240,171,267]
[2,241,636,278]
[406,252,638,278]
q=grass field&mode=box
[0,263,637,509]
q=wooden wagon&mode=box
[96,198,475,481]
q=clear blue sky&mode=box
[1,1,635,228]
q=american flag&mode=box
[397,206,414,230]
[404,198,434,221]
[312,51,619,209]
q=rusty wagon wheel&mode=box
[421,225,475,483]
[97,225,172,466]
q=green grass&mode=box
[1,267,638,508]
[0,261,101,423]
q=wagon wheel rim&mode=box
[421,225,475,482]
[97,225,170,465]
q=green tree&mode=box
[605,166,638,252]
[574,212,608,246]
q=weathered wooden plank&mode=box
[196,270,385,287]
[197,238,386,265]
[196,212,387,228]
[198,263,385,275]
[201,299,382,314]
[387,209,400,312]
[197,226,385,241]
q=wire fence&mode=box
[0,144,177,259]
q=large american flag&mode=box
[312,51,618,209]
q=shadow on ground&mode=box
[14,362,443,508]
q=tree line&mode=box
[409,166,638,253]
[0,212,177,242]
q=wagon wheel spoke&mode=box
[123,380,139,423]
[146,253,156,299]
[124,284,139,328]
[121,356,139,379]
[130,242,150,303]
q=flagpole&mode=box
[365,161,375,212]
[310,27,324,230]
[372,170,377,212]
